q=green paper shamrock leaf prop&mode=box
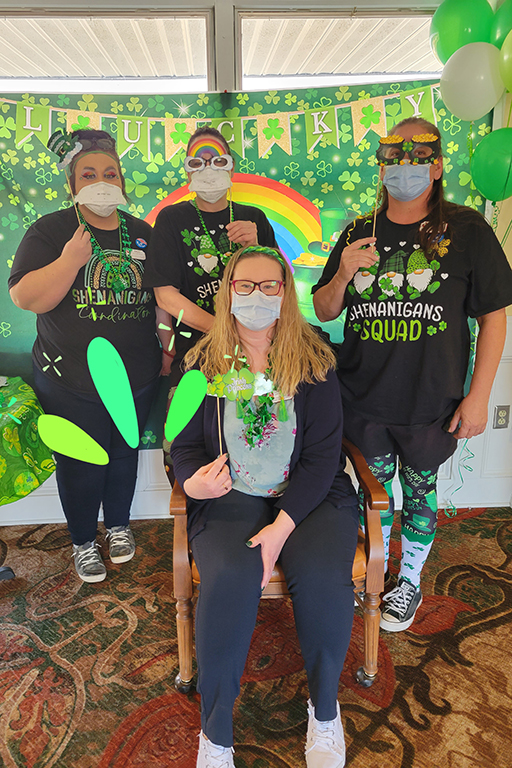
[38,415,109,465]
[222,368,255,401]
[164,370,208,442]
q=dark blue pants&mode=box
[33,367,159,545]
[190,490,359,747]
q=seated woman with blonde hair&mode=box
[171,245,358,768]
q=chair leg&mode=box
[357,591,381,687]
[175,595,194,693]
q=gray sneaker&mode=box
[380,577,422,632]
[72,541,106,583]
[105,525,135,563]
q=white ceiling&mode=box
[242,15,440,77]
[0,14,440,84]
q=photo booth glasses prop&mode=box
[184,154,234,172]
[377,134,440,166]
[78,137,117,152]
[231,279,284,296]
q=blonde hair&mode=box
[184,246,336,396]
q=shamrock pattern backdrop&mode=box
[0,82,491,445]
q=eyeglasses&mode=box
[77,137,117,152]
[231,280,284,296]
[184,154,234,173]
[376,134,440,166]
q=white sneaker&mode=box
[196,731,235,768]
[305,699,346,768]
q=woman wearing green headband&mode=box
[171,245,358,768]
[9,128,170,584]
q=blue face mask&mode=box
[383,163,432,202]
[231,291,282,331]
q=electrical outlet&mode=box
[493,405,510,429]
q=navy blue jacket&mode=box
[171,368,356,540]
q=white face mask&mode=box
[189,167,232,204]
[75,181,126,217]
[231,291,282,331]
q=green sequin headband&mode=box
[238,246,287,271]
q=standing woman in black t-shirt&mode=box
[313,117,512,636]
[144,126,277,478]
[9,129,167,583]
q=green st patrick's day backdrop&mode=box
[0,80,490,451]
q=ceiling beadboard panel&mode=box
[0,16,208,78]
[241,15,440,77]
[0,13,440,83]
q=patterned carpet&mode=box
[1,507,511,768]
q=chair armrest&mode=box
[170,480,187,515]
[343,437,387,595]
[342,438,388,512]
[170,481,192,600]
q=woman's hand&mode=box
[448,393,489,439]
[61,224,92,268]
[183,454,232,500]
[335,236,378,284]
[226,220,258,247]
[247,510,296,590]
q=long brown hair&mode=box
[375,116,483,259]
[184,247,336,395]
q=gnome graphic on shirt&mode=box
[196,234,219,274]
[353,250,380,300]
[377,250,405,300]
[406,250,434,299]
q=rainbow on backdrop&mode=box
[146,174,322,265]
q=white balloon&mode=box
[440,42,505,122]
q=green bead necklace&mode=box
[79,210,132,294]
[191,198,234,266]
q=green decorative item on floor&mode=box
[164,369,208,442]
[38,414,109,466]
[0,376,55,506]
[87,337,140,449]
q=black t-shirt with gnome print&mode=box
[312,210,512,426]
[9,206,161,394]
[145,200,277,385]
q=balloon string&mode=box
[466,123,475,207]
[443,438,475,518]
[507,98,512,129]
[500,216,512,248]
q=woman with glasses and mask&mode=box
[145,126,277,389]
[9,128,168,583]
[171,245,358,768]
[313,117,512,633]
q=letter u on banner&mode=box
[117,117,150,158]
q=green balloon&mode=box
[38,415,109,465]
[471,128,512,202]
[430,0,494,64]
[164,369,208,442]
[500,28,512,90]
[491,0,512,49]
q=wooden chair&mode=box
[171,437,387,693]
